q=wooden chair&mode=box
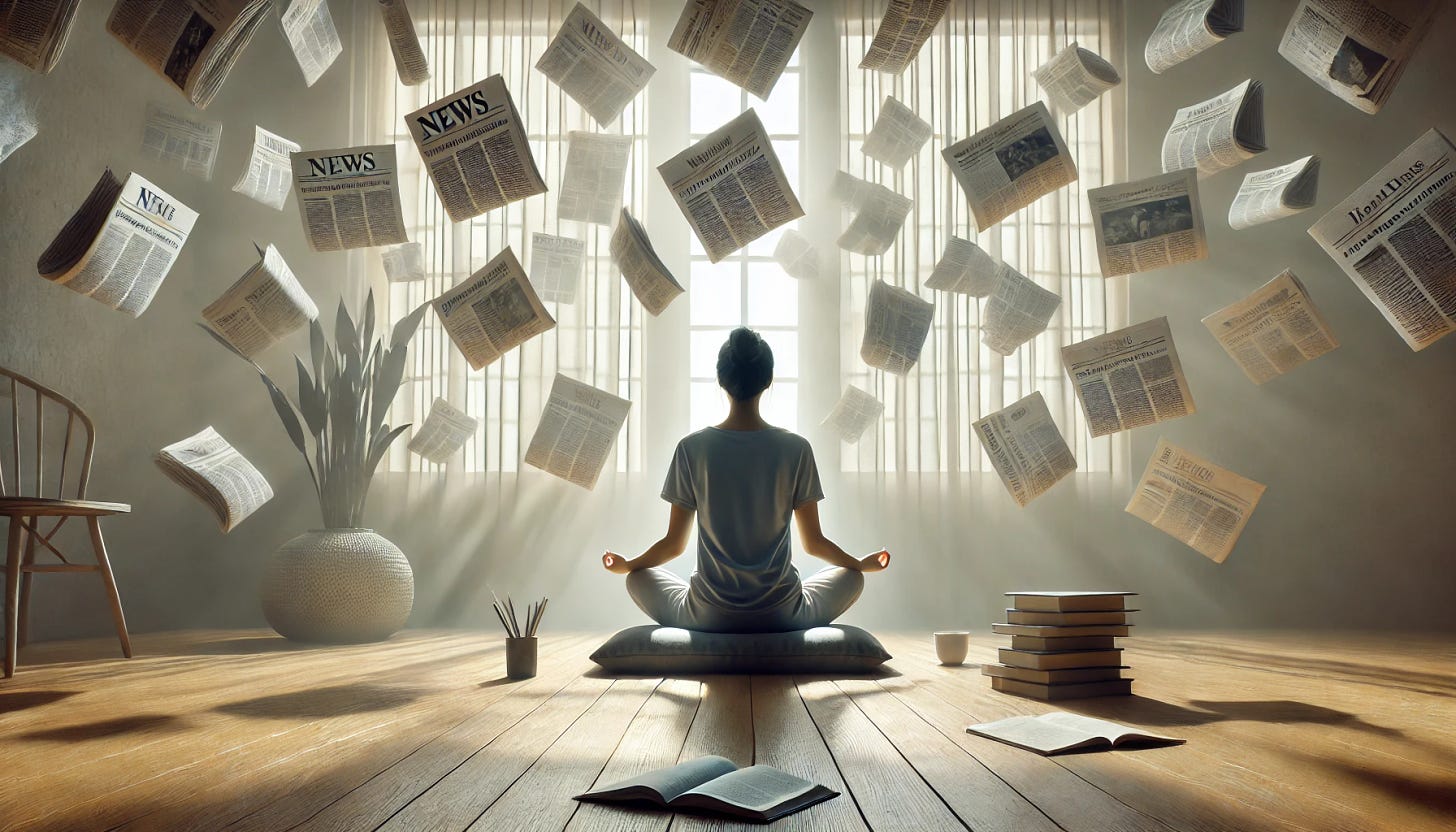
[0,367,131,678]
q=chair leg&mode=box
[88,517,131,659]
[4,518,24,678]
[17,528,37,648]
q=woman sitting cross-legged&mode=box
[602,326,890,634]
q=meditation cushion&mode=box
[590,625,891,675]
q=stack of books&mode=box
[983,591,1136,700]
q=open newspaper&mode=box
[406,75,547,222]
[0,66,38,165]
[379,0,430,85]
[530,232,586,303]
[1309,128,1456,351]
[560,131,632,226]
[1277,0,1437,115]
[38,169,198,317]
[667,0,811,99]
[1229,156,1321,230]
[659,109,803,263]
[974,391,1077,508]
[106,0,272,109]
[859,0,948,74]
[943,102,1077,232]
[290,144,408,251]
[1161,79,1265,178]
[982,267,1061,356]
[0,0,80,73]
[537,3,655,127]
[773,229,818,280]
[1202,270,1339,385]
[524,373,632,490]
[925,237,998,297]
[862,97,933,169]
[155,427,273,533]
[432,246,555,371]
[280,0,341,87]
[1062,317,1195,438]
[381,241,427,283]
[1088,169,1207,277]
[1127,438,1266,563]
[1032,42,1122,115]
[407,398,478,464]
[233,126,300,211]
[202,243,318,360]
[141,102,222,181]
[1145,0,1244,74]
[611,208,684,315]
[821,385,884,444]
[861,280,934,375]
[835,172,912,256]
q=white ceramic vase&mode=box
[262,529,414,643]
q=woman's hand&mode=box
[602,552,633,574]
[856,550,891,572]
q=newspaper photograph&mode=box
[1202,270,1339,385]
[925,236,998,297]
[974,391,1078,508]
[381,241,427,283]
[0,0,81,73]
[835,173,912,256]
[943,101,1077,232]
[862,96,933,168]
[1229,155,1321,230]
[280,0,341,87]
[821,385,884,444]
[406,74,548,222]
[202,243,319,360]
[379,0,430,86]
[1145,0,1245,75]
[432,246,556,371]
[233,125,300,211]
[1062,317,1196,438]
[611,208,684,316]
[155,426,273,533]
[667,0,811,99]
[141,102,222,181]
[524,373,632,491]
[1277,0,1437,115]
[861,280,935,375]
[859,0,948,74]
[537,3,655,126]
[1309,128,1456,351]
[773,228,818,280]
[407,398,479,464]
[106,0,273,109]
[290,143,408,251]
[1032,42,1122,115]
[37,169,198,317]
[559,131,633,226]
[1088,169,1207,277]
[530,232,586,303]
[0,66,38,166]
[1161,79,1265,178]
[1126,438,1266,564]
[981,266,1061,356]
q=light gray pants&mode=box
[625,566,864,633]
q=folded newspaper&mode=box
[982,267,1062,356]
[202,243,319,360]
[860,0,948,75]
[407,398,479,464]
[432,246,556,371]
[530,232,587,304]
[234,126,301,211]
[378,0,429,85]
[861,280,934,375]
[382,241,428,283]
[1202,270,1339,385]
[155,427,273,533]
[560,131,633,226]
[291,144,409,251]
[1088,169,1207,277]
[974,391,1077,508]
[1126,438,1266,564]
[107,0,272,109]
[0,66,37,165]
[773,229,819,280]
[141,102,222,181]
[524,374,632,490]
[1032,42,1122,115]
[1161,79,1265,179]
[1277,0,1437,115]
[280,0,342,87]
[0,0,81,73]
[925,237,1002,298]
[943,102,1077,232]
[821,385,884,444]
[835,172,912,256]
[1145,0,1244,75]
[1062,317,1196,438]
[611,208,684,315]
[862,97,933,169]
[1229,156,1321,230]
[537,3,655,126]
[667,0,811,99]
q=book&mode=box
[981,664,1127,685]
[989,676,1133,700]
[992,623,1131,638]
[1006,609,1136,626]
[998,648,1123,670]
[574,755,838,823]
[968,711,1182,754]
[1010,635,1116,652]
[1006,591,1135,612]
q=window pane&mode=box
[759,72,799,135]
[759,330,799,379]
[746,263,798,327]
[691,328,732,380]
[691,72,742,134]
[691,380,726,430]
[761,380,797,431]
[690,260,742,326]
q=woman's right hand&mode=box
[602,552,633,574]
[857,550,891,572]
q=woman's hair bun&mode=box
[717,326,774,401]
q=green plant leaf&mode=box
[371,345,409,431]
[295,357,326,438]
[361,289,376,357]
[391,301,430,351]
[259,370,318,494]
[366,423,410,478]
[309,317,326,378]
[336,299,359,372]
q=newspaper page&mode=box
[1145,0,1245,75]
[407,398,478,464]
[1277,0,1437,115]
[524,374,632,490]
[859,0,949,74]
[202,243,319,360]
[1160,79,1266,178]
[611,208,684,315]
[861,96,933,168]
[537,3,655,127]
[560,131,632,226]
[155,427,273,533]
[1088,169,1207,277]
[382,241,427,282]
[973,391,1077,508]
[432,246,556,371]
[530,232,586,303]
[836,173,912,256]
[1062,317,1196,437]
[1229,156,1321,230]
[290,144,408,251]
[0,65,37,165]
[106,0,273,109]
[1309,128,1456,351]
[982,267,1061,356]
[379,0,429,86]
[773,228,818,279]
[667,0,811,99]
[37,169,199,317]
[1202,270,1339,384]
[280,0,341,87]
[141,102,222,181]
[233,126,300,211]
[861,280,935,375]
[821,385,884,443]
[0,0,80,73]
[1126,438,1266,563]
[1032,42,1122,115]
[925,236,998,297]
[659,109,804,263]
[943,102,1077,232]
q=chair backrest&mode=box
[0,367,97,502]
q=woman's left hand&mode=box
[602,552,633,574]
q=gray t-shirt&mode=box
[661,427,824,610]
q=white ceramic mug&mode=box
[933,631,971,666]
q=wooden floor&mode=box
[1,630,1453,832]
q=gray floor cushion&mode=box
[590,625,891,675]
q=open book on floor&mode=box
[968,712,1184,755]
[574,755,838,823]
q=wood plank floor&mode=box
[1,630,1453,832]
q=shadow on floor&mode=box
[1061,695,1403,738]
[21,714,186,742]
[1276,747,1456,819]
[1133,641,1456,698]
[0,689,77,713]
[214,683,423,719]
[189,636,306,655]
[581,667,901,681]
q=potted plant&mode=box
[202,292,429,643]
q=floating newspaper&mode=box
[611,208,683,315]
[1088,169,1207,277]
[379,0,430,85]
[233,126,300,211]
[0,65,37,165]
[1202,270,1339,385]
[202,244,318,360]
[982,267,1061,356]
[1161,79,1265,179]
[1229,156,1321,230]
[821,385,884,443]
[862,97,933,169]
[859,0,948,74]
[1031,42,1122,115]
[290,144,408,251]
[407,398,478,464]
[0,0,81,73]
[1144,0,1244,74]
[773,229,818,280]
[155,427,273,533]
[560,131,632,226]
[659,109,804,263]
[1309,128,1456,351]
[406,75,547,222]
[537,3,655,126]
[37,169,198,317]
[432,247,555,371]
[974,392,1077,508]
[106,0,273,109]
[1277,0,1437,115]
[1062,317,1195,438]
[861,280,934,375]
[280,0,341,87]
[141,102,222,181]
[530,233,586,303]
[943,102,1077,232]
[925,237,998,297]
[1126,438,1265,563]
[382,241,427,283]
[524,374,632,490]
[835,172,912,256]
[667,0,811,99]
